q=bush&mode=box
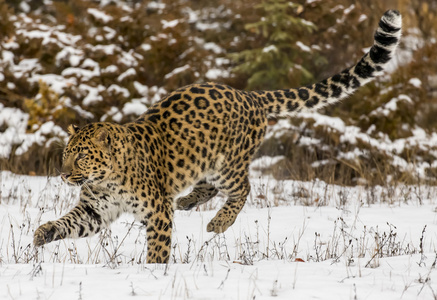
[0,0,436,186]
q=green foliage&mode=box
[1,0,437,185]
[229,0,316,90]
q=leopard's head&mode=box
[61,123,115,186]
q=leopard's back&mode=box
[140,83,268,194]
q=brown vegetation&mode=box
[0,0,436,185]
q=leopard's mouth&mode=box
[61,173,88,186]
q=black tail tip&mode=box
[382,9,402,24]
[384,9,400,17]
[380,9,402,32]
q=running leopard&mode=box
[34,10,402,263]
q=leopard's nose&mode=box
[60,173,71,181]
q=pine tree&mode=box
[229,0,317,90]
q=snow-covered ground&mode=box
[1,170,437,299]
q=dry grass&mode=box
[1,172,436,269]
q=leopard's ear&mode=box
[95,128,111,148]
[67,125,80,135]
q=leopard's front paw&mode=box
[34,222,58,247]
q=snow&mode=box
[101,106,123,123]
[103,26,117,40]
[102,65,119,74]
[140,43,152,51]
[0,49,14,65]
[131,82,148,97]
[311,159,332,168]
[88,44,118,55]
[55,46,84,67]
[1,7,437,297]
[409,78,422,88]
[15,24,82,48]
[80,84,105,106]
[120,50,139,67]
[269,111,437,181]
[330,5,344,13]
[337,148,366,161]
[10,58,42,78]
[250,155,286,176]
[215,57,230,66]
[301,112,346,133]
[296,41,311,52]
[344,4,355,15]
[2,38,19,50]
[1,172,437,299]
[63,98,94,119]
[162,19,179,29]
[0,105,29,158]
[0,104,70,158]
[147,1,166,11]
[120,16,133,23]
[62,66,100,81]
[196,22,221,31]
[301,19,315,27]
[262,45,277,53]
[370,95,413,117]
[205,68,229,80]
[19,0,30,13]
[33,74,77,94]
[117,68,137,82]
[108,84,130,98]
[204,42,224,54]
[358,14,368,23]
[150,86,168,103]
[164,64,191,80]
[81,58,100,70]
[88,8,114,24]
[264,119,294,140]
[122,99,148,116]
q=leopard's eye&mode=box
[77,153,87,160]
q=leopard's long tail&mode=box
[253,9,402,117]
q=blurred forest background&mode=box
[0,0,436,186]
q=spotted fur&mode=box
[34,10,402,263]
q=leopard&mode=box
[34,10,402,263]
